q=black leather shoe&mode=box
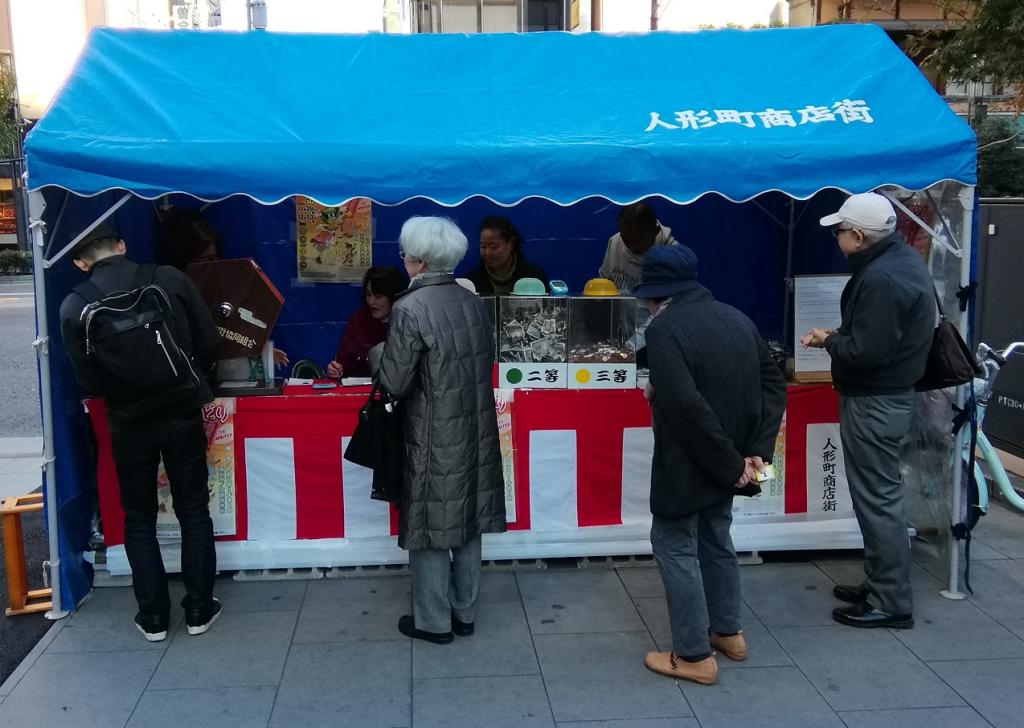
[833,584,870,605]
[452,614,474,637]
[833,603,913,629]
[398,615,454,644]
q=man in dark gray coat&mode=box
[803,192,934,629]
[379,216,506,645]
[637,245,787,685]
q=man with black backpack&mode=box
[60,223,223,642]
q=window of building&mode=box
[413,0,565,33]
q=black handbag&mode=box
[343,384,404,502]
[916,287,982,392]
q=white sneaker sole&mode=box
[135,624,167,642]
[187,607,222,636]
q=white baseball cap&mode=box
[455,277,478,294]
[819,193,898,232]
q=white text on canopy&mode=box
[645,99,874,131]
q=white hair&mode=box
[861,228,892,246]
[399,216,467,273]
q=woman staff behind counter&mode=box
[327,266,407,379]
[466,216,548,295]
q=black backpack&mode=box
[75,265,201,417]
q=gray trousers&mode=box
[651,498,742,659]
[839,392,915,615]
[408,535,482,634]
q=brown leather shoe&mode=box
[710,631,748,662]
[643,651,718,685]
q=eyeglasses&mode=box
[831,225,854,238]
[399,250,423,263]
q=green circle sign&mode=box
[506,368,523,384]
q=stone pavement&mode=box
[0,437,42,501]
[1,503,1022,728]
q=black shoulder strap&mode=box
[132,263,158,289]
[73,280,106,305]
[931,285,946,321]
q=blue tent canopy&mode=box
[26,25,975,206]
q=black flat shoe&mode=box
[833,584,870,605]
[833,603,913,629]
[452,614,474,637]
[398,615,454,644]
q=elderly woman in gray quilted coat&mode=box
[378,216,506,645]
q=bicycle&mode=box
[962,341,1024,524]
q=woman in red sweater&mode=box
[327,267,407,378]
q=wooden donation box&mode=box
[187,258,285,359]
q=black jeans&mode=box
[109,410,216,617]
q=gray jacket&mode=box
[378,274,506,551]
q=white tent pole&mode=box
[43,192,132,268]
[940,183,975,602]
[29,190,70,619]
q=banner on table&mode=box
[495,389,517,523]
[805,423,852,515]
[156,398,238,539]
[295,196,372,282]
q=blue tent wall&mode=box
[199,193,846,368]
[43,188,847,606]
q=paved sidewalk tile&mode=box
[557,720,700,728]
[772,626,963,712]
[518,570,645,635]
[836,706,993,728]
[0,437,42,457]
[812,556,944,592]
[413,601,539,679]
[0,650,160,728]
[633,597,791,669]
[149,610,296,689]
[616,567,666,599]
[969,504,1024,558]
[1001,619,1024,640]
[127,686,276,728]
[271,640,410,728]
[48,587,184,653]
[413,674,554,728]
[478,571,524,603]
[680,665,843,728]
[957,560,1024,622]
[740,563,840,628]
[535,631,692,723]
[294,575,411,644]
[211,578,307,612]
[928,658,1024,728]
[891,590,1024,661]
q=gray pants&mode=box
[408,535,482,634]
[840,392,915,615]
[651,498,742,659]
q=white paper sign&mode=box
[794,275,850,373]
[805,424,852,515]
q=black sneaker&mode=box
[452,613,474,637]
[185,598,222,636]
[134,612,169,643]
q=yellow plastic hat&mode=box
[582,278,619,297]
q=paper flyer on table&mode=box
[156,398,238,539]
[793,275,851,374]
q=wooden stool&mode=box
[2,493,52,616]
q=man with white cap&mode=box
[802,192,934,629]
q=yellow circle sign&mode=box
[575,369,591,384]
